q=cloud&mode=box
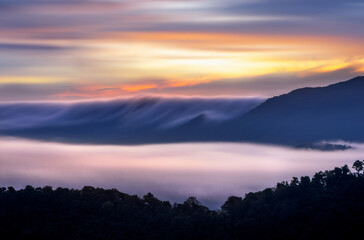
[224,0,364,15]
[122,67,364,97]
[97,87,122,92]
[0,43,73,51]
[0,96,264,144]
[0,83,77,101]
[1,66,362,101]
[0,0,118,9]
[1,0,363,39]
[0,0,363,101]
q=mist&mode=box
[1,137,362,209]
[0,96,264,144]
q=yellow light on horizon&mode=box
[0,76,64,84]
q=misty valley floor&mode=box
[1,137,363,209]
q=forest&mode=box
[0,160,363,240]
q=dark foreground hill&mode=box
[1,161,364,240]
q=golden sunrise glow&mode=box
[0,76,64,84]
[122,84,158,91]
[3,32,364,97]
[70,33,364,87]
[1,0,363,100]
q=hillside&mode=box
[233,76,364,145]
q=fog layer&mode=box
[0,137,362,208]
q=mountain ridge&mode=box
[0,76,363,147]
[233,76,364,145]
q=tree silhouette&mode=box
[353,160,364,174]
[0,161,363,239]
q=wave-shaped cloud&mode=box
[0,97,264,144]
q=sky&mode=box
[1,0,364,101]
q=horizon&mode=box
[1,75,363,104]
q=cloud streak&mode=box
[0,96,264,144]
[0,43,73,51]
[0,0,363,100]
[1,66,363,101]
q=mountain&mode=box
[0,76,363,147]
[0,97,263,144]
[232,76,364,145]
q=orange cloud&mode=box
[54,78,215,100]
[122,84,158,91]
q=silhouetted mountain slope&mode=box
[1,77,364,146]
[235,76,364,145]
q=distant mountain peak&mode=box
[329,75,364,88]
[237,76,364,146]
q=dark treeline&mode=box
[1,160,364,240]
